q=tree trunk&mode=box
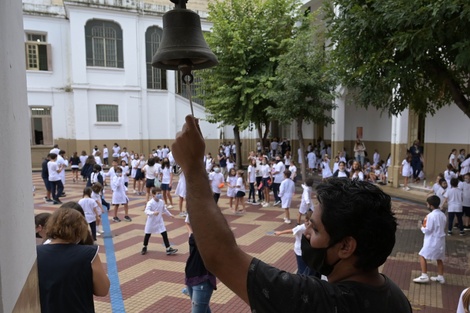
[234,125,242,169]
[428,61,470,119]
[297,117,307,182]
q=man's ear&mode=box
[338,236,357,258]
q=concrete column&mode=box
[390,109,409,188]
[330,88,346,159]
[0,0,40,312]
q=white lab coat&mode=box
[144,198,172,234]
[111,175,128,205]
[418,209,446,260]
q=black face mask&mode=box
[301,235,340,276]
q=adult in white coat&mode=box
[141,187,178,255]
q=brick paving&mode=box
[33,172,469,312]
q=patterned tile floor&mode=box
[32,172,469,312]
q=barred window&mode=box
[145,26,167,90]
[96,104,119,122]
[25,33,52,71]
[176,70,205,106]
[31,107,52,145]
[85,20,123,68]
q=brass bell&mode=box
[152,8,218,71]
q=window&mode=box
[176,70,205,106]
[85,20,123,68]
[145,26,167,90]
[96,104,119,122]
[30,107,52,145]
[25,33,52,71]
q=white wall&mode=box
[0,0,38,311]
[425,105,470,144]
[344,104,392,142]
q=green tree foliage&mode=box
[324,0,470,118]
[199,0,300,167]
[267,17,337,178]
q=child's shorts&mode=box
[463,206,470,217]
[146,179,154,188]
[161,183,171,191]
[236,191,246,198]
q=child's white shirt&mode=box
[459,181,470,207]
[446,187,463,212]
[209,172,224,193]
[279,178,295,199]
[78,197,98,223]
[248,165,256,183]
[292,223,307,256]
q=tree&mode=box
[267,16,337,180]
[324,0,470,118]
[199,0,300,168]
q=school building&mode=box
[24,0,470,186]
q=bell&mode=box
[152,8,218,71]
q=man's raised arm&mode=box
[171,115,252,304]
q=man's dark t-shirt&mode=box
[247,258,412,313]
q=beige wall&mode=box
[424,143,470,180]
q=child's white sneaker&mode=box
[98,228,104,234]
[413,274,429,283]
[430,276,445,284]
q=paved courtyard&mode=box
[32,172,469,312]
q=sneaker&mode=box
[179,212,186,217]
[96,232,101,236]
[98,228,105,234]
[413,274,429,283]
[167,205,174,209]
[133,189,138,194]
[181,287,189,297]
[124,216,132,222]
[430,276,445,284]
[53,199,62,205]
[166,247,178,255]
[460,231,465,236]
[284,218,291,224]
[262,203,269,208]
[447,231,452,236]
[403,187,410,191]
[59,193,67,197]
[113,216,121,222]
[44,197,53,203]
[141,247,147,255]
[274,201,281,206]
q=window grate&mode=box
[96,104,119,122]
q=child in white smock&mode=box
[279,170,295,224]
[141,187,178,255]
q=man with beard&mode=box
[171,115,412,313]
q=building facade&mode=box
[23,0,470,185]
